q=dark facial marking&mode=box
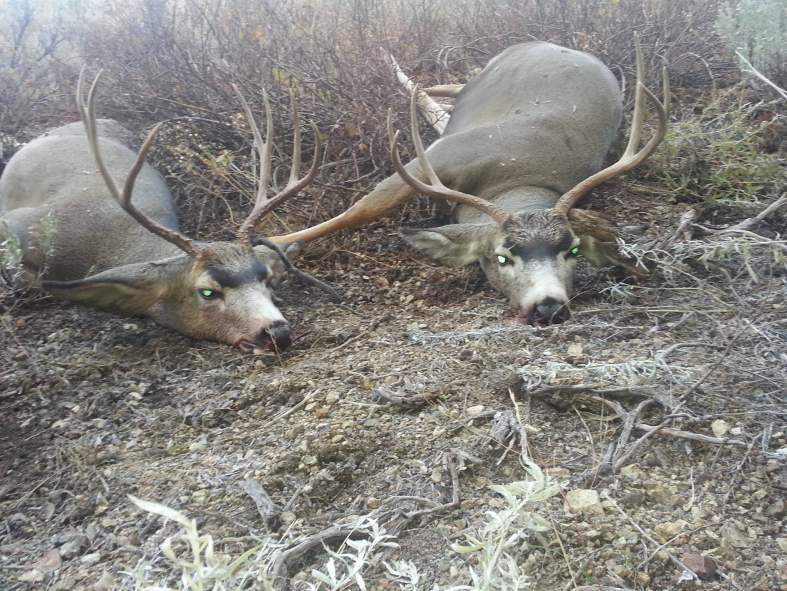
[509,231,574,261]
[207,260,269,288]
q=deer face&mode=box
[44,242,296,352]
[166,242,292,352]
[401,211,586,324]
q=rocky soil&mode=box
[1,201,786,590]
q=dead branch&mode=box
[270,526,373,589]
[371,385,442,408]
[657,208,697,249]
[634,423,747,446]
[240,479,280,528]
[709,193,787,234]
[736,52,787,101]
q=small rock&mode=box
[720,521,753,549]
[59,535,89,559]
[302,455,318,466]
[95,572,116,591]
[681,552,717,579]
[18,569,45,583]
[621,490,645,506]
[775,538,787,553]
[565,489,603,514]
[466,405,485,417]
[567,343,583,357]
[80,552,101,565]
[366,497,380,509]
[768,500,786,520]
[654,519,690,543]
[33,549,61,572]
[280,512,297,524]
[53,575,78,590]
[711,419,730,437]
[620,463,643,479]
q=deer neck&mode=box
[453,185,560,224]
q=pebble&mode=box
[564,489,603,514]
[681,552,717,579]
[654,519,689,543]
[711,419,730,437]
[620,463,643,479]
[466,405,485,417]
[80,552,101,565]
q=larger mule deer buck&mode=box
[0,71,333,353]
[269,40,667,324]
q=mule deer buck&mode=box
[269,40,667,324]
[0,71,333,352]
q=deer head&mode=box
[43,71,330,353]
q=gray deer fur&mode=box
[0,119,295,351]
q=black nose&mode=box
[530,297,570,325]
[260,320,291,351]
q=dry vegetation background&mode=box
[0,0,786,590]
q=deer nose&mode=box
[530,297,570,325]
[260,320,291,351]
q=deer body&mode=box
[437,43,622,223]
[0,75,329,352]
[0,120,181,280]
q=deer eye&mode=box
[568,245,580,257]
[497,255,513,266]
[198,288,221,300]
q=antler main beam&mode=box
[77,68,201,256]
[389,87,511,226]
[554,36,669,215]
[233,84,321,245]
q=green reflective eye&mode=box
[569,246,580,257]
[198,288,217,299]
[497,255,511,266]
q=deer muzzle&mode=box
[527,296,571,325]
[260,320,292,352]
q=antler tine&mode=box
[76,67,200,256]
[554,35,669,215]
[388,87,511,226]
[235,85,321,244]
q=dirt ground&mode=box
[1,193,786,590]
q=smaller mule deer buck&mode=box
[0,71,333,352]
[269,40,667,324]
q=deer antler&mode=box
[554,35,669,215]
[233,84,321,245]
[77,68,201,256]
[389,87,511,226]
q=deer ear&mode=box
[42,255,190,315]
[400,223,497,267]
[253,241,302,287]
[567,209,646,276]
